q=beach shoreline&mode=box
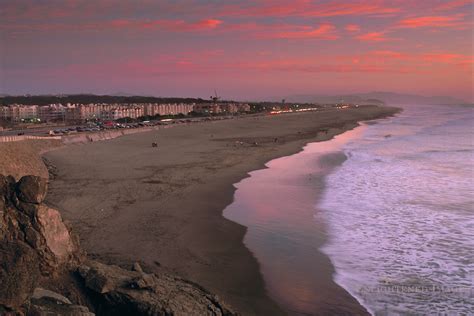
[223,124,375,315]
[41,106,400,315]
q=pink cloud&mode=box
[107,18,223,32]
[397,15,467,28]
[422,53,474,67]
[356,31,389,42]
[433,0,472,11]
[304,2,401,17]
[346,50,473,72]
[345,24,361,32]
[371,50,407,58]
[0,18,224,34]
[217,1,401,18]
[270,24,338,40]
[196,19,223,28]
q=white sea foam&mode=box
[319,105,474,315]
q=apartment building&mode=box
[38,104,65,122]
[1,101,249,123]
[144,103,194,116]
[193,103,250,114]
[103,106,145,120]
[2,104,39,122]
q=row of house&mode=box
[0,102,251,123]
[193,103,251,114]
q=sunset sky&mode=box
[1,0,473,101]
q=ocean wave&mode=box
[319,105,474,315]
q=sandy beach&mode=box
[42,106,399,315]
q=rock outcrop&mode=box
[29,288,94,316]
[0,174,237,315]
[0,175,83,312]
[78,261,236,316]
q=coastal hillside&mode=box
[277,91,466,105]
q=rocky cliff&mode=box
[0,175,236,315]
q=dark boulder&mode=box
[78,261,237,316]
[15,176,48,204]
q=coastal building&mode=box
[0,101,249,123]
[193,104,222,114]
[193,103,250,114]
[3,104,39,122]
[144,103,194,116]
[0,106,9,121]
[100,106,144,120]
[38,104,65,122]
[64,106,82,122]
[79,104,103,120]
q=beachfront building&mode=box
[79,104,103,120]
[101,106,145,120]
[0,106,9,121]
[2,104,39,122]
[1,101,249,123]
[38,104,66,122]
[193,103,251,114]
[224,103,251,113]
[144,103,194,116]
[193,103,222,114]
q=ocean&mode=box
[224,104,473,315]
[320,104,473,315]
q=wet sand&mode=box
[43,106,399,315]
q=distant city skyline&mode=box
[1,0,473,102]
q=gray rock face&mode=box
[29,287,94,316]
[32,287,72,304]
[0,175,83,312]
[78,261,237,316]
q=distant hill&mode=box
[274,94,384,105]
[355,92,466,105]
[276,92,466,105]
[110,91,137,97]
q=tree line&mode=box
[0,94,216,106]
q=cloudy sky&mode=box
[1,0,472,101]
